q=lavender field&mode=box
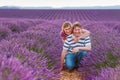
[0,9,120,80]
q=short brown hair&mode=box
[72,22,82,30]
[61,21,72,31]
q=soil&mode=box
[60,69,83,80]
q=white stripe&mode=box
[85,40,90,42]
[78,40,85,43]
[64,43,69,47]
[63,47,69,50]
[70,43,85,47]
[85,36,90,39]
[85,43,91,46]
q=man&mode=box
[60,22,91,71]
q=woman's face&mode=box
[64,26,72,35]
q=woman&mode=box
[60,21,90,43]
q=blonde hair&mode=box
[61,21,72,31]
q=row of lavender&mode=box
[0,18,63,80]
[1,9,120,21]
[81,21,120,80]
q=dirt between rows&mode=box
[60,69,83,80]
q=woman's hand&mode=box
[73,38,78,42]
[73,37,80,42]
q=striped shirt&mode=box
[63,34,91,52]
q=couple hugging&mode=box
[60,21,91,71]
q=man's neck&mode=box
[74,36,79,38]
[73,33,82,38]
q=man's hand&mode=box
[60,64,64,71]
[60,64,66,71]
[72,47,79,53]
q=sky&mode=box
[0,0,120,8]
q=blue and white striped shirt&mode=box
[63,34,91,52]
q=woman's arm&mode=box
[60,31,66,43]
[80,29,90,38]
[73,29,90,42]
[61,37,66,43]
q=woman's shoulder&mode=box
[60,31,64,34]
[60,31,67,37]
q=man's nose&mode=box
[75,30,79,32]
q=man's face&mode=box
[64,26,72,35]
[73,26,82,37]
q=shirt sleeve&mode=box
[60,31,66,40]
[84,36,91,46]
[60,31,64,37]
[63,39,70,50]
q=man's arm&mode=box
[78,45,91,51]
[60,36,70,70]
[72,45,91,53]
[60,49,67,70]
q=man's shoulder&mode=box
[65,34,73,42]
[80,36,90,40]
[66,34,73,39]
[84,36,90,38]
[84,36,91,40]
